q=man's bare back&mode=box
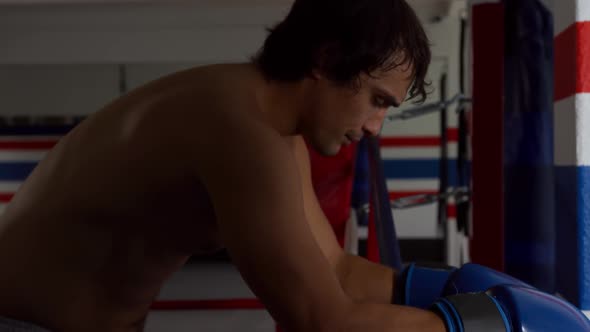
[0,64,269,332]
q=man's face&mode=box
[302,62,414,156]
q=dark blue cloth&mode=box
[503,0,555,292]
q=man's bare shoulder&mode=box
[129,63,293,178]
[166,64,268,129]
[122,63,270,146]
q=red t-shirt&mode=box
[306,141,357,247]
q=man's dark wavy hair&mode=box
[252,0,431,103]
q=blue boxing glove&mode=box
[396,262,531,309]
[442,263,532,295]
[394,262,457,308]
[431,284,590,331]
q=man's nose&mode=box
[362,110,386,137]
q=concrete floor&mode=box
[145,262,276,332]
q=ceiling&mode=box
[0,0,455,22]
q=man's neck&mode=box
[252,67,310,136]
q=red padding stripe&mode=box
[447,205,457,219]
[0,193,14,203]
[380,129,458,147]
[151,299,265,311]
[389,191,437,200]
[0,141,58,150]
[554,21,590,101]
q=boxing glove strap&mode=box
[393,262,456,306]
[432,293,510,332]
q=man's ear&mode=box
[311,43,338,80]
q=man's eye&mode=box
[374,97,388,108]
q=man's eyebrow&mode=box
[375,87,401,107]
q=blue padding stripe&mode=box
[382,159,463,183]
[555,166,579,306]
[0,162,38,181]
[579,166,590,309]
[555,166,590,309]
[0,125,76,136]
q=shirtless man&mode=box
[0,0,445,331]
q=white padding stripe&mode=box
[394,204,443,239]
[584,311,590,320]
[555,0,590,36]
[0,150,47,162]
[381,144,458,159]
[357,225,368,239]
[579,1,590,23]
[554,93,590,166]
[555,0,577,36]
[578,93,590,166]
[386,179,439,191]
[0,182,21,192]
[555,94,577,166]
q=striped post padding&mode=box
[553,0,590,310]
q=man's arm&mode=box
[191,109,443,331]
[289,136,398,304]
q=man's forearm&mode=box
[329,255,447,332]
[338,301,446,332]
[335,253,398,304]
